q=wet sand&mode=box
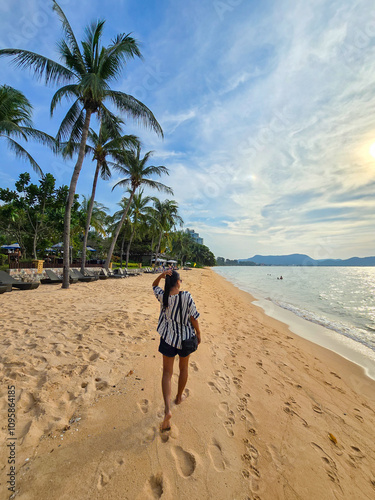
[0,268,374,499]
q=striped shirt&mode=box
[153,286,200,349]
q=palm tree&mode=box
[109,193,132,267]
[171,230,194,266]
[0,84,54,175]
[78,196,109,237]
[124,189,152,267]
[104,145,172,270]
[0,1,163,288]
[149,199,183,265]
[61,119,139,273]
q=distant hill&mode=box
[238,254,375,266]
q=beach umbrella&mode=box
[51,242,73,250]
[1,243,21,250]
[167,260,177,263]
[86,246,97,252]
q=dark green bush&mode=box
[0,253,8,266]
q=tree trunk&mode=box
[32,228,38,260]
[154,229,163,266]
[80,161,100,274]
[104,189,135,270]
[150,236,154,266]
[120,229,126,268]
[62,109,92,288]
[126,227,136,268]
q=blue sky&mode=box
[1,0,375,259]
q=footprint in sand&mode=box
[232,376,242,389]
[213,370,231,394]
[217,402,236,436]
[208,381,221,394]
[95,378,108,391]
[190,361,199,372]
[142,426,157,445]
[97,457,125,490]
[217,402,233,417]
[172,446,196,477]
[313,405,323,414]
[138,398,150,414]
[242,440,261,494]
[97,471,110,490]
[283,406,308,427]
[146,473,164,498]
[256,360,267,374]
[311,442,343,491]
[224,417,235,437]
[348,446,365,467]
[266,444,282,471]
[208,439,228,472]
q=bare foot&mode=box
[160,410,172,431]
[175,393,188,405]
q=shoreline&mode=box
[213,267,375,382]
[1,268,374,499]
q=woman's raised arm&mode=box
[152,270,172,288]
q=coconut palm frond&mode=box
[0,48,75,85]
[6,137,43,175]
[50,84,80,115]
[56,99,84,142]
[106,90,163,137]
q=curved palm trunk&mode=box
[120,229,126,267]
[126,226,136,268]
[62,109,92,288]
[80,161,100,274]
[104,189,135,270]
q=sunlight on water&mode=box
[214,266,375,354]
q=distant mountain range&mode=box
[238,253,375,266]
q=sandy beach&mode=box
[1,268,374,499]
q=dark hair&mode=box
[163,271,180,309]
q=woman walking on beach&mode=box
[152,270,201,431]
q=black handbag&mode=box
[179,292,198,354]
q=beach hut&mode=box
[1,243,22,267]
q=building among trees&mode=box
[185,228,203,245]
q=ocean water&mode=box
[214,266,375,378]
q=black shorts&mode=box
[158,337,197,358]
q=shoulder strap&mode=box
[178,291,183,336]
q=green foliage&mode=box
[169,231,216,267]
[0,175,218,265]
[0,253,8,266]
[0,84,55,175]
[0,4,220,269]
[0,172,79,259]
